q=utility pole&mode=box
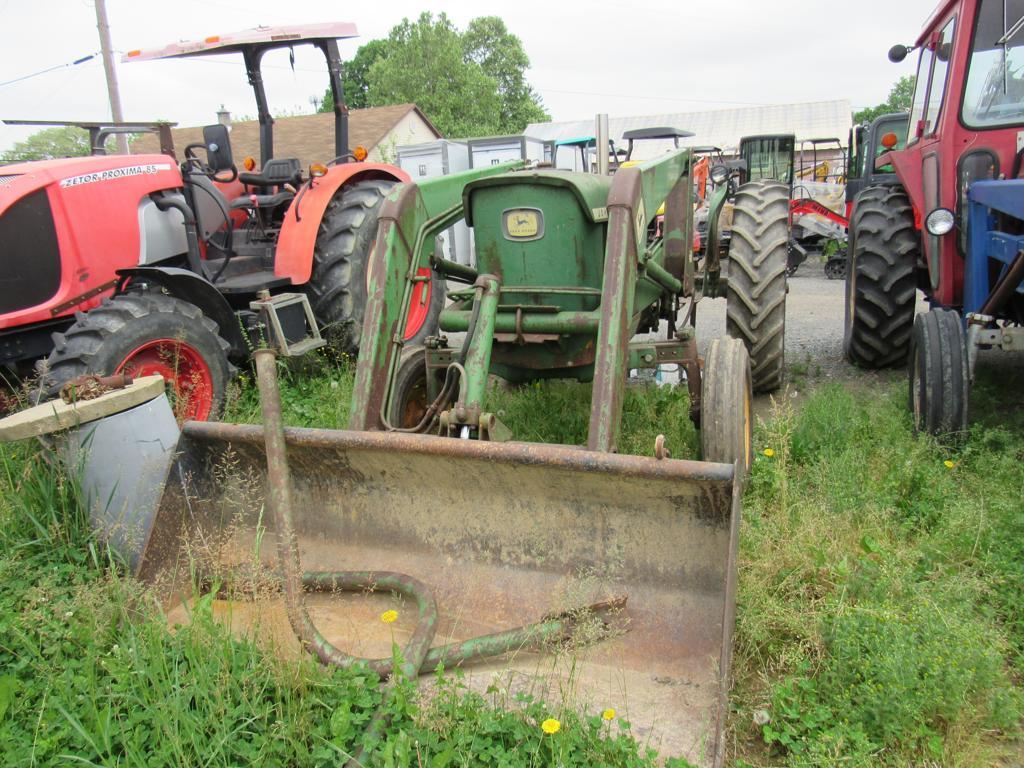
[93,0,128,154]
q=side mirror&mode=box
[888,44,910,63]
[202,124,234,172]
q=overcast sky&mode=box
[0,0,932,151]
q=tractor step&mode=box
[213,270,291,294]
[249,292,325,357]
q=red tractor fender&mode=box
[275,163,410,285]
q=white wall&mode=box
[369,112,437,164]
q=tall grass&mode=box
[731,375,1024,766]
[3,350,1022,766]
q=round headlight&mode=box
[710,164,729,184]
[925,207,955,236]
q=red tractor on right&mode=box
[845,0,1024,436]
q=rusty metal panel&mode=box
[141,423,739,767]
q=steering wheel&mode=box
[183,143,238,183]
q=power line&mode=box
[534,86,768,108]
[0,53,97,89]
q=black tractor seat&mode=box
[230,190,294,210]
[238,157,302,188]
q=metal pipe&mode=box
[642,259,684,295]
[980,249,1024,316]
[252,348,626,764]
[440,308,601,334]
[434,256,478,284]
[154,196,203,276]
[596,113,609,175]
[458,276,500,414]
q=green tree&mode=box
[463,17,549,132]
[1,126,94,163]
[854,75,916,124]
[319,39,390,113]
[367,12,502,137]
[318,14,547,137]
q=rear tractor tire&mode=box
[701,336,753,477]
[726,180,789,393]
[844,185,919,368]
[43,293,233,421]
[308,179,446,356]
[908,308,969,438]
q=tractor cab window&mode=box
[872,118,909,173]
[908,43,934,140]
[908,16,956,139]
[963,0,1024,127]
[741,136,794,184]
[925,17,956,133]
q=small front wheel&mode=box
[908,309,969,438]
[700,336,753,477]
[388,346,431,430]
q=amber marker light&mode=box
[880,132,899,149]
[310,163,328,177]
[242,156,256,171]
[352,145,368,161]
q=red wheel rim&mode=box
[116,338,215,421]
[403,268,433,341]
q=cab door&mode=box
[907,14,957,298]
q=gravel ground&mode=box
[449,257,1020,419]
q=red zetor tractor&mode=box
[845,0,1024,434]
[0,24,444,419]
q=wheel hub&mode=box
[116,338,215,421]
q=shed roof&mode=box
[526,100,853,160]
[131,103,440,167]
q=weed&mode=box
[733,382,1024,766]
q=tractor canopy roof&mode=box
[555,136,596,147]
[621,127,694,141]
[121,22,358,62]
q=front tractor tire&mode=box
[908,308,969,438]
[701,336,753,478]
[309,179,445,356]
[726,180,789,393]
[844,185,919,368]
[44,293,232,421]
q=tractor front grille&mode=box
[0,175,21,187]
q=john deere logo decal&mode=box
[503,208,544,240]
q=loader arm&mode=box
[588,149,693,452]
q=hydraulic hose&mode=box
[252,349,623,765]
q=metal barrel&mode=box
[139,425,740,768]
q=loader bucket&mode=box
[139,424,740,768]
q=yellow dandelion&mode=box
[380,609,398,624]
[541,718,561,734]
[943,459,955,469]
[763,448,775,458]
[602,708,616,721]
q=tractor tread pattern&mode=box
[844,185,919,368]
[701,336,753,477]
[307,179,395,355]
[726,181,789,393]
[42,292,232,407]
[910,308,968,438]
